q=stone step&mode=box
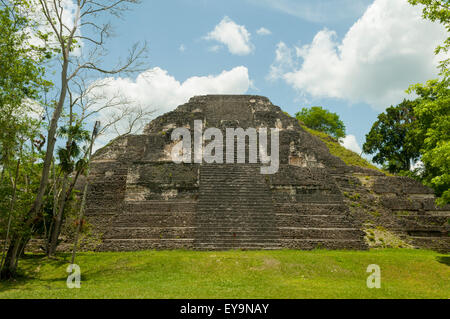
[104,227,282,240]
[195,238,280,243]
[194,224,281,229]
[195,210,274,215]
[274,204,348,215]
[279,239,368,250]
[425,210,450,217]
[194,236,280,241]
[85,209,117,216]
[272,194,343,203]
[198,192,271,197]
[192,216,278,220]
[112,217,277,224]
[196,201,273,205]
[193,231,280,237]
[396,215,449,226]
[279,227,363,240]
[104,226,195,239]
[406,229,449,237]
[409,237,450,253]
[192,247,282,251]
[194,238,281,247]
[122,201,197,213]
[198,189,270,193]
[193,227,280,231]
[196,218,276,222]
[195,245,282,250]
[276,214,354,227]
[97,238,194,251]
[194,216,278,221]
[112,212,195,227]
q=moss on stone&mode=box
[300,125,384,172]
[363,225,412,249]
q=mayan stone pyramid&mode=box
[83,95,449,252]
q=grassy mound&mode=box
[301,125,383,172]
[0,249,448,299]
[282,111,381,171]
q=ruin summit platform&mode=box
[81,95,449,252]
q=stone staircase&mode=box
[276,202,368,249]
[97,200,196,251]
[194,163,281,250]
[271,166,368,250]
[97,201,197,251]
[94,163,367,251]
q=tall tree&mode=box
[2,0,147,277]
[0,0,52,279]
[295,106,346,139]
[407,0,449,205]
[363,100,421,173]
[407,79,449,205]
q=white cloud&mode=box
[339,135,362,154]
[247,0,372,23]
[89,66,251,147]
[268,42,296,80]
[208,45,222,53]
[256,27,272,36]
[179,44,186,52]
[205,16,254,55]
[270,0,447,110]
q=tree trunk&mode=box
[71,122,99,265]
[3,57,70,277]
[71,178,89,265]
[0,159,20,280]
[47,165,84,256]
[0,235,26,279]
[47,173,69,256]
[45,160,59,253]
[47,99,75,256]
[30,57,69,227]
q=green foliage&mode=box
[56,124,90,173]
[0,160,47,241]
[363,100,421,173]
[407,79,450,205]
[0,2,48,105]
[0,1,51,241]
[406,0,450,205]
[0,2,55,276]
[0,1,50,168]
[295,106,346,139]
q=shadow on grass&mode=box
[0,254,74,293]
[0,252,134,295]
[436,256,450,266]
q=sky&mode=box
[60,0,447,156]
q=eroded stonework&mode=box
[83,95,449,252]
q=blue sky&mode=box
[75,0,446,155]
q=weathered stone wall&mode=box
[334,172,449,252]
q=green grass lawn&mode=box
[0,249,448,299]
